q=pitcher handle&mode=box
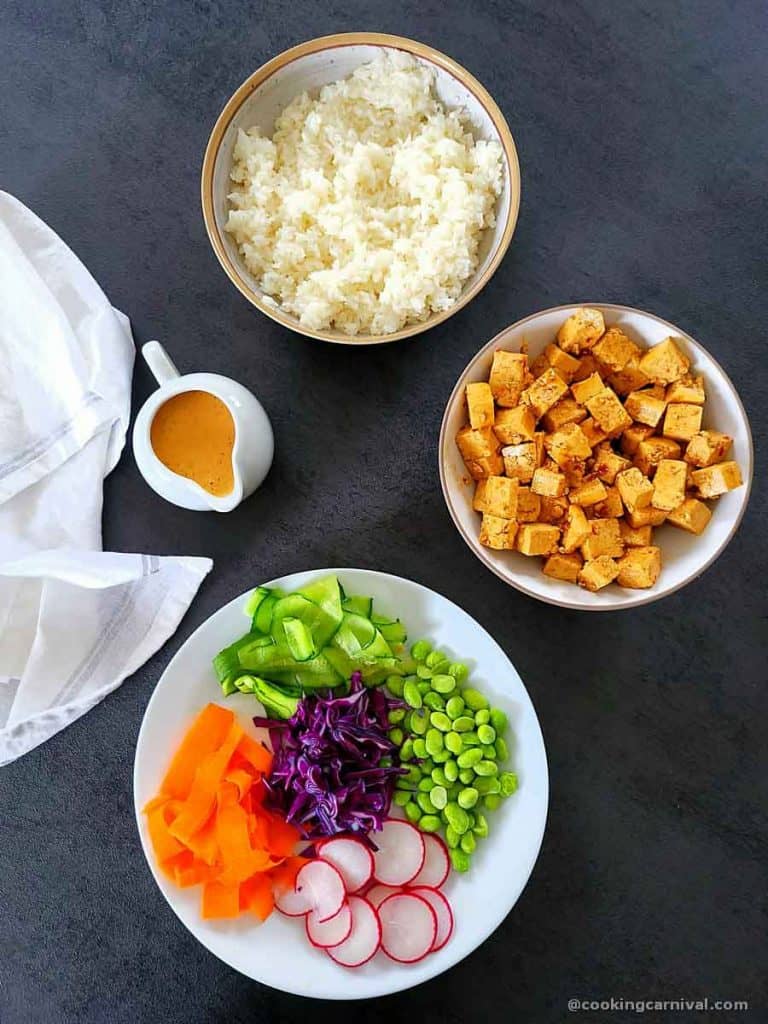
[142,341,180,386]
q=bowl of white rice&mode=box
[201,33,520,344]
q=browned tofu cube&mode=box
[581,517,624,559]
[663,403,703,442]
[616,467,654,513]
[543,343,582,382]
[533,431,546,468]
[542,551,583,583]
[542,397,587,432]
[516,487,541,522]
[516,523,561,556]
[666,374,705,405]
[479,514,519,550]
[651,459,687,511]
[591,485,624,519]
[530,352,550,378]
[580,418,608,448]
[572,353,602,382]
[578,555,620,591]
[466,382,495,429]
[593,447,631,484]
[624,389,667,428]
[561,504,591,553]
[634,437,683,477]
[521,368,569,418]
[545,422,592,467]
[570,478,608,507]
[620,423,655,455]
[472,478,490,512]
[571,372,605,405]
[531,467,567,497]
[493,406,536,445]
[666,497,712,534]
[456,425,499,462]
[538,494,569,524]
[684,430,733,468]
[556,308,606,354]
[626,505,667,528]
[608,355,650,396]
[639,337,690,385]
[586,387,633,437]
[465,454,504,479]
[691,461,743,498]
[501,442,537,482]
[616,546,662,589]
[489,350,530,407]
[619,520,653,547]
[593,326,641,374]
[472,475,519,518]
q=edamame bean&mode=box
[448,661,469,682]
[474,708,491,726]
[410,709,428,735]
[393,790,412,807]
[444,731,463,755]
[431,673,456,695]
[417,680,431,695]
[473,813,489,838]
[403,680,422,709]
[417,665,432,681]
[425,650,447,669]
[459,768,475,785]
[411,640,431,661]
[484,793,502,811]
[444,802,471,834]
[450,848,470,872]
[474,776,501,795]
[457,787,479,809]
[385,675,405,697]
[444,759,459,783]
[446,696,465,719]
[494,737,509,762]
[388,728,404,746]
[431,749,450,764]
[489,708,508,734]
[417,792,435,814]
[405,765,421,785]
[461,731,481,746]
[452,716,474,733]
[419,815,441,833]
[462,688,489,711]
[412,738,427,759]
[445,825,460,849]
[388,708,406,725]
[418,777,435,792]
[457,748,482,769]
[474,760,498,777]
[460,831,476,854]
[430,785,448,810]
[477,724,496,745]
[500,771,518,796]
[423,691,446,711]
[395,778,415,792]
[405,802,422,822]
[400,738,414,761]
[448,782,462,801]
[380,756,393,768]
[421,758,435,774]
[431,767,449,787]
[430,711,452,732]
[425,729,444,757]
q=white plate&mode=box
[134,568,548,999]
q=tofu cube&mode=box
[472,475,519,518]
[556,308,606,354]
[569,478,608,507]
[501,443,537,482]
[493,405,536,445]
[472,478,490,512]
[663,403,703,442]
[578,556,620,592]
[489,350,530,407]
[466,382,495,429]
[580,418,608,448]
[626,505,667,528]
[572,353,602,382]
[608,355,650,396]
[593,447,631,485]
[561,505,591,553]
[593,326,641,374]
[465,454,505,479]
[616,546,662,589]
[538,494,569,524]
[581,518,624,559]
[666,374,705,405]
[684,430,733,468]
[456,425,500,462]
[639,337,690,385]
[531,467,567,497]
[616,467,654,513]
[619,521,653,547]
[545,422,592,467]
[620,423,655,455]
[516,487,541,522]
[571,372,605,405]
[533,431,546,468]
[624,389,667,428]
[479,514,519,550]
[634,437,682,477]
[691,461,743,498]
[521,368,569,418]
[666,497,713,534]
[516,523,561,556]
[586,387,633,437]
[542,552,583,583]
[651,459,687,511]
[542,397,587,433]
[591,485,624,519]
[543,343,582,382]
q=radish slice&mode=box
[326,896,381,968]
[306,902,352,949]
[408,886,454,951]
[274,885,313,917]
[407,833,450,889]
[365,883,400,909]
[295,860,346,923]
[371,820,425,886]
[317,837,374,893]
[378,892,437,963]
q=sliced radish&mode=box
[306,902,352,949]
[317,837,374,893]
[407,833,450,889]
[365,883,400,909]
[408,886,454,952]
[295,860,346,923]
[378,892,437,964]
[371,820,425,886]
[326,896,381,968]
[274,885,313,917]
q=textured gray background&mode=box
[1,1,766,1022]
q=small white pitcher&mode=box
[132,341,274,512]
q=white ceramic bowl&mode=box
[201,33,520,345]
[439,304,753,611]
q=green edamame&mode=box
[457,748,482,769]
[474,776,501,795]
[445,825,460,849]
[500,771,518,796]
[460,831,476,854]
[425,728,444,757]
[484,793,502,811]
[388,728,403,746]
[423,691,445,711]
[446,695,465,719]
[462,688,489,711]
[450,848,470,872]
[489,708,508,733]
[477,724,496,745]
[430,711,452,732]
[405,801,422,822]
[417,777,435,792]
[403,679,422,709]
[385,675,405,697]
[410,640,431,661]
[448,662,469,682]
[416,665,432,680]
[431,673,456,694]
[419,815,442,833]
[473,813,489,838]
[400,737,414,761]
[416,791,435,814]
[431,767,448,787]
[430,785,448,810]
[452,715,474,732]
[457,787,479,809]
[410,709,428,735]
[444,731,463,755]
[393,790,412,806]
[474,708,491,726]
[461,731,481,746]
[494,737,509,762]
[388,708,406,725]
[412,738,427,759]
[474,760,498,777]
[444,802,471,834]
[459,768,475,785]
[444,759,459,782]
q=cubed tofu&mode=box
[479,514,519,550]
[465,454,505,480]
[472,475,519,518]
[530,352,550,379]
[639,337,690,385]
[572,353,602,382]
[538,494,569,524]
[578,556,620,592]
[533,431,546,468]
[684,430,733,468]
[516,523,561,556]
[531,467,567,497]
[542,552,583,583]
[580,418,608,448]
[666,497,712,534]
[456,425,500,462]
[619,520,653,547]
[542,397,588,432]
[586,387,634,437]
[593,447,631,484]
[543,343,582,382]
[593,326,641,374]
[521,368,569,418]
[569,478,609,507]
[591,485,624,519]
[545,422,593,467]
[571,372,605,405]
[493,405,537,445]
[466,382,495,429]
[616,467,654,513]
[620,423,655,455]
[501,442,537,482]
[634,437,683,477]
[691,461,743,498]
[666,374,705,405]
[616,546,662,589]
[556,308,606,354]
[561,504,591,553]
[651,459,687,511]
[516,487,541,522]
[663,403,703,442]
[624,389,667,428]
[626,505,667,528]
[608,356,650,396]
[581,517,624,559]
[489,350,530,407]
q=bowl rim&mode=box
[438,302,755,611]
[200,31,521,345]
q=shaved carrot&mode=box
[236,733,273,774]
[224,768,254,800]
[162,703,234,799]
[169,720,243,844]
[240,874,274,921]
[147,803,185,865]
[202,880,240,919]
[184,815,219,866]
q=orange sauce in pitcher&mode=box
[150,390,235,496]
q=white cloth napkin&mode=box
[0,193,212,766]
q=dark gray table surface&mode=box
[1,1,766,1021]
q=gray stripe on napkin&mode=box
[0,391,102,481]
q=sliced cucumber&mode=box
[254,592,280,634]
[282,617,315,662]
[342,595,373,617]
[379,620,407,646]
[244,586,272,620]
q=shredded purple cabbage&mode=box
[253,672,406,841]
